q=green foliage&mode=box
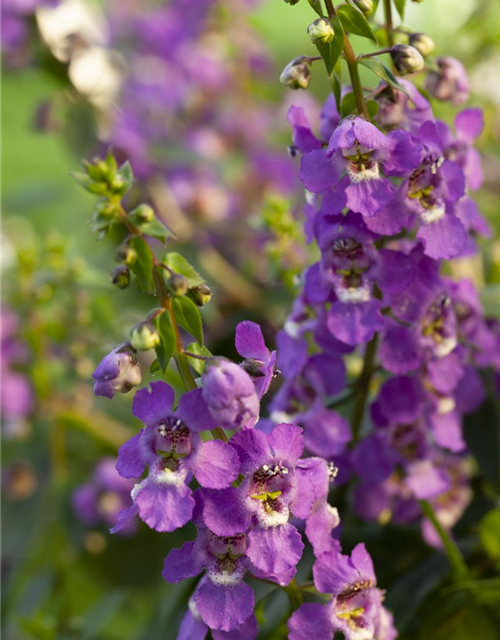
[163,253,206,288]
[172,296,204,345]
[337,4,377,42]
[185,342,213,375]
[479,509,500,560]
[394,0,407,20]
[359,57,410,95]
[128,237,155,294]
[154,311,176,374]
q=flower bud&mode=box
[390,44,424,76]
[409,32,435,58]
[84,157,113,182]
[284,0,301,4]
[353,0,373,16]
[202,359,260,429]
[280,56,312,90]
[424,56,469,105]
[187,283,212,307]
[130,204,155,223]
[115,242,137,266]
[166,273,189,296]
[307,18,335,45]
[92,342,142,399]
[130,321,160,351]
[111,265,130,289]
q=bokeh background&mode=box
[2,0,500,638]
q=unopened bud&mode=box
[424,56,469,105]
[390,44,424,76]
[130,204,155,223]
[130,321,160,351]
[115,242,137,266]
[240,358,265,378]
[307,18,335,45]
[187,283,212,306]
[353,0,373,16]
[84,157,112,182]
[166,273,189,296]
[284,0,301,4]
[111,265,130,289]
[409,32,435,58]
[280,56,312,90]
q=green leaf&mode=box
[185,342,213,375]
[341,92,357,117]
[135,217,171,243]
[149,358,161,373]
[163,253,205,288]
[359,57,410,96]
[394,0,406,20]
[128,236,155,293]
[479,509,500,560]
[337,4,377,42]
[173,296,203,345]
[154,311,176,373]
[316,16,344,76]
[332,70,342,112]
[307,0,323,17]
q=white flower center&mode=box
[346,161,380,183]
[421,204,445,224]
[336,283,371,303]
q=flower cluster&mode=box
[272,68,496,551]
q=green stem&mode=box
[324,0,370,119]
[383,0,395,47]
[284,579,304,610]
[351,333,378,442]
[420,500,469,579]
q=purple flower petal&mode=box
[364,182,411,235]
[191,440,240,489]
[287,106,322,154]
[383,130,422,176]
[116,433,146,479]
[196,581,255,632]
[406,460,450,500]
[212,614,258,640]
[305,502,341,558]
[379,323,421,375]
[455,108,483,144]
[246,524,304,585]
[135,480,195,532]
[376,375,424,425]
[177,610,208,640]
[293,457,329,519]
[302,404,351,458]
[327,300,383,346]
[377,249,416,295]
[328,117,390,154]
[202,487,252,536]
[417,213,467,260]
[110,504,138,534]
[288,602,335,640]
[133,381,174,425]
[163,541,203,583]
[430,412,465,452]
[230,428,270,475]
[298,149,342,193]
[176,388,218,433]
[345,178,394,218]
[235,321,269,362]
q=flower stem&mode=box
[383,0,395,47]
[351,333,378,443]
[420,500,469,579]
[324,0,370,119]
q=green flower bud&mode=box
[187,283,212,306]
[409,32,435,58]
[115,242,137,266]
[352,0,373,16]
[307,18,335,45]
[284,0,301,4]
[84,157,113,182]
[166,273,190,296]
[130,204,155,223]
[111,265,130,289]
[279,56,312,90]
[130,320,160,351]
[390,44,425,76]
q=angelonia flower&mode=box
[92,341,142,399]
[1,307,33,438]
[72,458,136,535]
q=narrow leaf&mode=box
[163,253,205,288]
[129,236,155,293]
[185,342,213,375]
[394,0,406,20]
[307,0,323,17]
[359,57,410,96]
[337,4,377,42]
[173,296,204,345]
[154,312,176,373]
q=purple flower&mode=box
[299,117,421,219]
[374,79,433,132]
[202,423,305,585]
[72,458,136,535]
[425,57,469,105]
[92,342,142,399]
[112,381,240,533]
[164,494,255,633]
[235,321,277,400]
[289,544,387,640]
[202,359,260,429]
